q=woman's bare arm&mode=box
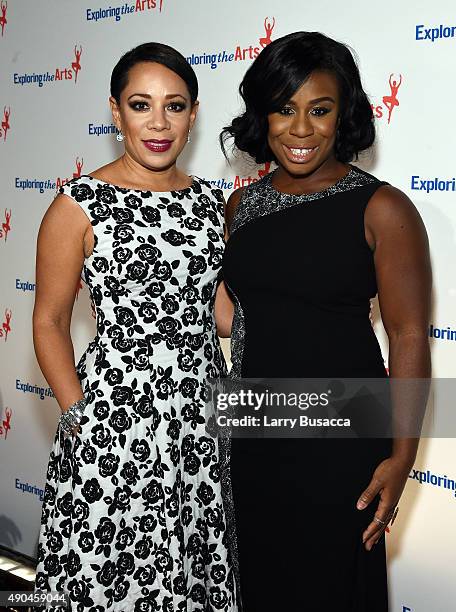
[369,185,431,458]
[357,184,432,549]
[33,193,93,414]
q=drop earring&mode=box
[187,130,191,143]
[116,131,124,142]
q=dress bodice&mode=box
[223,165,388,378]
[61,175,225,369]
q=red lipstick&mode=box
[143,139,172,153]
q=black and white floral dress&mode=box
[34,175,237,612]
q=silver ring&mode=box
[373,516,387,526]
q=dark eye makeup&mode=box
[128,100,187,112]
[277,104,332,117]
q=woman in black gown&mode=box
[216,32,431,611]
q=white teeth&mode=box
[290,147,314,155]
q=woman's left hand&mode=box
[356,456,411,550]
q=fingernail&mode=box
[357,501,366,510]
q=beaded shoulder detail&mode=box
[230,166,378,235]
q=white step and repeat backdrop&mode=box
[0,1,455,610]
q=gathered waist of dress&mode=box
[87,330,222,366]
[94,331,215,348]
[83,333,226,378]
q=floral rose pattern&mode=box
[34,176,237,612]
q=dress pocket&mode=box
[72,341,100,443]
[76,340,99,386]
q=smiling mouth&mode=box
[282,144,320,164]
[284,145,319,160]
[143,139,173,153]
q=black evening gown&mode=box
[222,165,392,612]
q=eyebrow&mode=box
[289,96,336,105]
[127,93,188,101]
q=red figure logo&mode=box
[74,280,96,319]
[75,279,83,300]
[0,1,7,37]
[72,45,83,83]
[73,156,83,178]
[1,106,10,141]
[382,74,402,124]
[1,407,12,440]
[2,308,12,341]
[258,162,271,178]
[2,209,11,242]
[259,17,275,48]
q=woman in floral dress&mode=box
[33,42,237,612]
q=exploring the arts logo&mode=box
[416,23,456,43]
[259,17,275,48]
[234,16,276,61]
[233,162,271,189]
[428,323,456,341]
[208,163,272,191]
[187,17,276,70]
[89,121,120,137]
[15,478,44,502]
[86,0,164,23]
[0,308,12,341]
[0,208,11,242]
[0,1,7,37]
[1,106,10,141]
[13,46,84,87]
[55,156,84,189]
[411,177,456,195]
[16,156,84,193]
[0,407,12,440]
[72,46,83,83]
[135,0,163,12]
[72,157,83,179]
[75,279,83,301]
[74,279,96,318]
[371,74,402,124]
[409,467,456,499]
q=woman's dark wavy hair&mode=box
[220,31,375,164]
[111,42,198,104]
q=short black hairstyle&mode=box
[220,31,375,164]
[111,42,198,104]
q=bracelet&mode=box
[59,398,87,438]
